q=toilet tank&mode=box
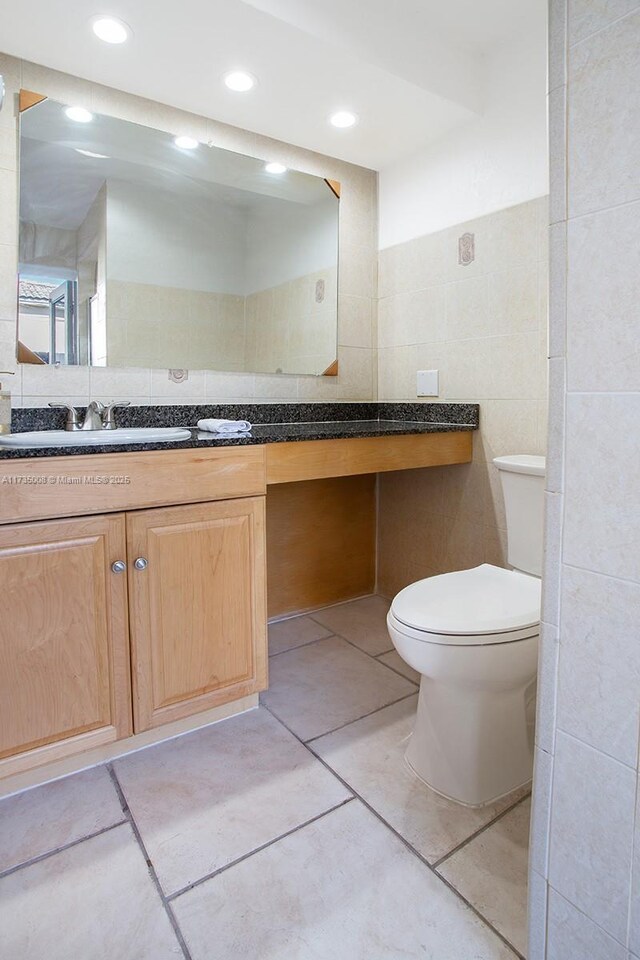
[493,455,546,577]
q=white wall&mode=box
[244,197,338,294]
[106,179,338,297]
[107,179,247,294]
[378,31,549,249]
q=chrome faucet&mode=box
[49,400,131,431]
[102,401,130,429]
[82,400,105,430]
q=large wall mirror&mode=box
[16,92,340,376]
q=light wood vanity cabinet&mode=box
[0,514,132,776]
[127,498,267,732]
[0,431,472,779]
[0,447,268,778]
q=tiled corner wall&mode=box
[0,52,377,406]
[106,281,246,370]
[244,265,337,375]
[528,4,640,958]
[107,267,337,376]
[376,197,549,597]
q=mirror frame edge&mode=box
[19,89,47,113]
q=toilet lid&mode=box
[390,564,541,637]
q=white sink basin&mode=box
[0,427,192,448]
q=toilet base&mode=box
[406,674,536,807]
[404,753,532,809]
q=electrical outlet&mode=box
[417,369,439,397]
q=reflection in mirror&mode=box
[17,95,340,376]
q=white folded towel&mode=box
[197,418,252,434]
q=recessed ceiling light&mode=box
[65,106,94,123]
[75,148,110,158]
[174,135,199,150]
[223,71,256,92]
[264,162,287,174]
[329,110,358,129]
[92,16,130,44]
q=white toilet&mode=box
[387,454,545,807]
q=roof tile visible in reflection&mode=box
[18,280,56,302]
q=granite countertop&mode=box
[0,402,479,461]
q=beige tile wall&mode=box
[0,52,377,405]
[376,197,549,597]
[528,4,640,959]
[245,266,337,375]
[106,280,246,371]
[107,268,338,376]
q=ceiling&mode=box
[0,0,546,170]
[21,97,336,229]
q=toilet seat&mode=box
[389,564,541,646]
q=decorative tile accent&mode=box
[458,232,475,266]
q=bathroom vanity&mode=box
[0,404,476,780]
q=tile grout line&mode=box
[372,650,420,685]
[4,603,517,955]
[268,631,336,658]
[282,607,416,684]
[431,789,532,869]
[260,702,524,960]
[268,592,377,625]
[568,3,640,52]
[269,609,526,947]
[106,765,195,960]
[269,609,417,701]
[166,796,356,903]
[302,691,418,744]
[293,615,396,661]
[0,819,129,881]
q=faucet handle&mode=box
[49,402,81,431]
[102,400,130,430]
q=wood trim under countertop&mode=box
[0,432,472,523]
[265,431,472,484]
[0,446,266,525]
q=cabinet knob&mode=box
[111,560,126,573]
[134,557,148,570]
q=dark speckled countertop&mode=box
[0,402,479,460]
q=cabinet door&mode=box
[127,498,267,731]
[0,514,132,777]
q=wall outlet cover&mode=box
[417,369,439,396]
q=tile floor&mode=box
[0,595,531,960]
